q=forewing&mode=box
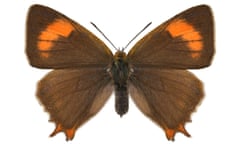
[26,5,113,69]
[128,5,214,69]
[37,68,113,140]
[129,69,203,140]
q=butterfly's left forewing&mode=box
[26,5,113,69]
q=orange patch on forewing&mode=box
[37,41,52,58]
[37,19,74,58]
[191,52,200,58]
[188,41,202,58]
[46,19,74,37]
[40,52,50,58]
[182,31,201,40]
[167,19,202,41]
[188,41,202,51]
[38,41,53,51]
[167,20,194,37]
[167,19,203,58]
[38,31,59,40]
[37,30,58,53]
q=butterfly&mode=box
[26,4,214,141]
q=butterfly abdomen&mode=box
[115,84,129,116]
[111,51,130,116]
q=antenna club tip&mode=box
[90,22,96,26]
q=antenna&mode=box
[91,22,152,51]
[123,22,152,50]
[90,22,118,51]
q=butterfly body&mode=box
[111,51,130,116]
[26,4,214,141]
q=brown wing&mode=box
[127,5,214,69]
[37,68,113,140]
[26,5,112,69]
[129,68,203,140]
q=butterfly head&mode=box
[114,50,127,60]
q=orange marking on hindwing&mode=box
[50,124,63,137]
[167,19,203,58]
[65,127,76,141]
[37,19,74,58]
[50,123,77,141]
[177,124,190,137]
[165,128,176,141]
[164,124,190,141]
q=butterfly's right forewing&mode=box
[127,5,214,69]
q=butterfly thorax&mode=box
[110,51,130,116]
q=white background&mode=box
[1,0,239,144]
